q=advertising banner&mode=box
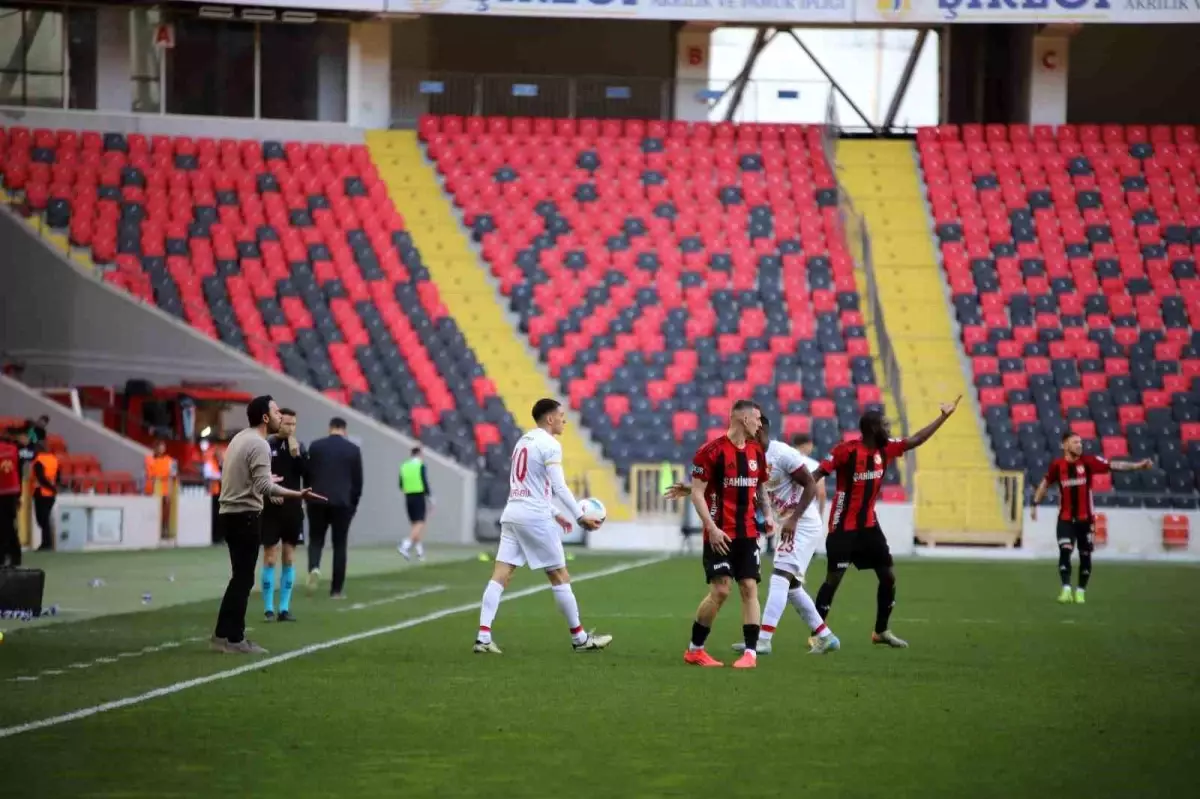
[858,0,1200,24]
[172,1,387,9]
[388,0,855,24]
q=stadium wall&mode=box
[0,210,477,546]
[1067,25,1200,125]
[0,374,152,476]
[597,506,1200,562]
[420,17,675,77]
[0,107,363,144]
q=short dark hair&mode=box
[36,415,49,425]
[329,417,347,430]
[792,433,812,448]
[731,399,756,414]
[532,398,561,422]
[411,446,422,456]
[246,395,273,427]
[1062,431,1080,443]
[279,407,296,417]
[759,414,772,433]
[860,410,885,437]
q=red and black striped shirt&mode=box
[1044,455,1110,522]
[691,435,766,540]
[820,438,909,534]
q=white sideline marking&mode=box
[339,584,448,612]
[0,556,669,739]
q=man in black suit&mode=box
[305,417,363,598]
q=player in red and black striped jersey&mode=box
[796,397,961,649]
[1031,432,1151,604]
[683,400,779,669]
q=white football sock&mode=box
[477,580,504,643]
[551,584,587,644]
[788,587,828,635]
[415,543,424,558]
[400,539,411,553]
[760,574,790,641]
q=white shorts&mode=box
[770,519,824,582]
[496,519,566,571]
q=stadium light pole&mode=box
[783,28,877,135]
[882,29,929,133]
[722,27,773,123]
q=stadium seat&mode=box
[919,123,1200,506]
[0,126,521,504]
[425,115,897,494]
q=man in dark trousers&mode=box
[211,396,322,655]
[398,446,432,562]
[305,417,363,598]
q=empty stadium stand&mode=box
[0,125,520,506]
[919,123,1200,509]
[0,416,136,494]
[421,115,902,498]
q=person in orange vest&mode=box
[144,441,177,495]
[32,443,59,552]
[200,439,222,543]
[145,441,177,539]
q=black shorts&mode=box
[1056,519,1095,553]
[826,525,893,571]
[261,515,304,548]
[702,536,761,584]
[406,494,427,523]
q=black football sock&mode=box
[875,574,897,635]
[1058,547,1073,587]
[690,621,711,649]
[742,624,760,654]
[815,580,839,620]
[1078,552,1092,590]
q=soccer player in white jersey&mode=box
[665,416,839,654]
[473,398,611,654]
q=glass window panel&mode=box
[260,22,346,122]
[166,16,253,118]
[0,8,23,71]
[68,7,97,110]
[132,76,159,113]
[24,10,63,74]
[24,72,62,108]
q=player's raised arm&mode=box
[901,395,962,451]
[1106,458,1154,472]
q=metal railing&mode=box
[628,463,687,519]
[391,70,835,128]
[823,92,912,491]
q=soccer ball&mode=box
[579,497,607,525]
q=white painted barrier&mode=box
[594,504,1200,563]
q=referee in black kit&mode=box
[305,417,363,599]
[211,396,322,655]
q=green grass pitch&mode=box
[1,548,1198,798]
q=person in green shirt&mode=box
[398,446,431,562]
